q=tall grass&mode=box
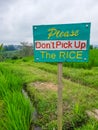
[31,62,98,88]
[0,65,32,130]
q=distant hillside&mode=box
[4,45,22,51]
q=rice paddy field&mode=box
[0,49,98,130]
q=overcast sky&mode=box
[0,0,98,45]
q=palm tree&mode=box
[0,43,3,51]
[0,43,3,61]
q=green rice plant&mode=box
[26,85,57,129]
[75,118,98,130]
[2,92,32,130]
[0,66,22,99]
[72,103,87,128]
[33,62,98,88]
[0,65,33,130]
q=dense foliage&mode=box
[0,65,32,130]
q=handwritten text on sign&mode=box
[33,23,91,62]
[48,28,79,39]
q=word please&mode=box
[35,40,87,50]
[48,28,79,39]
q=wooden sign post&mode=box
[58,62,63,130]
[33,23,91,130]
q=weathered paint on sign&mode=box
[33,23,91,62]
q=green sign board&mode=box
[33,23,91,62]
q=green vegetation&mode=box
[0,48,98,129]
[0,65,32,130]
[0,42,33,61]
[50,49,98,69]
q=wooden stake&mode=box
[57,62,63,130]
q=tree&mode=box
[0,43,3,51]
[0,43,3,61]
[4,45,16,51]
[90,45,93,49]
[20,42,33,57]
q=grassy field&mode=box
[0,64,32,130]
[0,50,98,129]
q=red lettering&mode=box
[42,44,46,48]
[67,41,72,48]
[74,41,81,48]
[80,42,86,50]
[62,42,68,48]
[51,42,55,48]
[36,42,41,48]
[56,41,61,48]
